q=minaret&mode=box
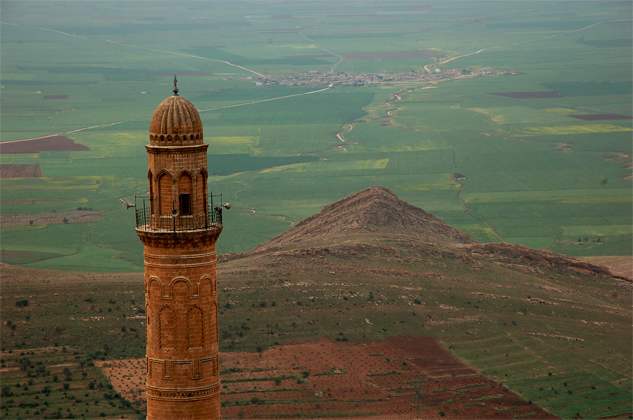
[136,76,223,420]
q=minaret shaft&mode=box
[137,90,222,419]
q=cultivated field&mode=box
[99,337,555,420]
[1,1,631,271]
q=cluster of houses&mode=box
[251,67,518,87]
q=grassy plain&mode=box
[0,2,631,277]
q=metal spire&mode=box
[173,74,179,96]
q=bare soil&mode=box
[0,136,90,154]
[99,336,553,419]
[488,91,562,99]
[95,358,147,411]
[0,164,43,178]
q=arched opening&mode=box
[178,172,193,216]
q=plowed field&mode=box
[0,136,90,153]
[101,336,554,419]
[0,164,43,178]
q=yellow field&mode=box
[542,108,588,115]
[562,224,632,237]
[354,158,389,170]
[467,107,573,125]
[206,136,260,154]
[520,124,632,136]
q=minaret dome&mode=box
[149,96,204,146]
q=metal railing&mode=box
[134,193,223,232]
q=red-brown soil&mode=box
[568,114,632,121]
[43,95,69,99]
[0,210,103,227]
[95,359,147,411]
[344,51,444,62]
[488,91,563,99]
[0,164,43,178]
[100,337,554,419]
[0,136,90,154]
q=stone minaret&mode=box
[136,77,222,420]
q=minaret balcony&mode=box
[133,193,224,234]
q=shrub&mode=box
[15,300,29,307]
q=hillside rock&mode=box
[470,242,632,281]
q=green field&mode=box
[1,1,631,271]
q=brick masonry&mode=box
[137,94,222,420]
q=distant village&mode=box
[232,67,523,87]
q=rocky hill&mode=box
[251,186,475,253]
[223,186,629,281]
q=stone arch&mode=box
[159,306,175,351]
[199,275,216,296]
[187,306,204,350]
[146,276,163,298]
[167,277,193,299]
[178,172,194,216]
[176,169,196,181]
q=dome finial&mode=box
[173,74,179,96]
